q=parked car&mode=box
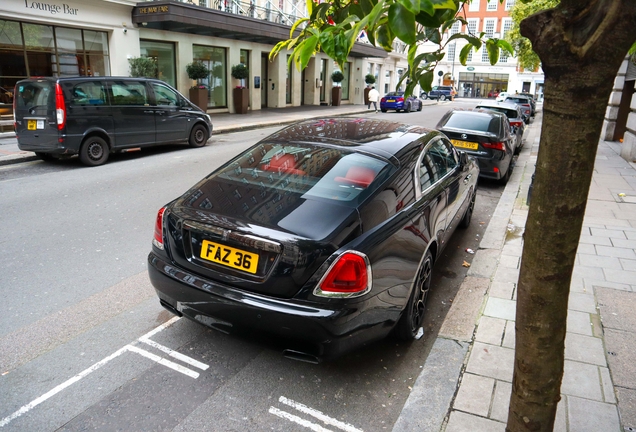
[425,86,457,101]
[436,108,516,183]
[14,76,213,166]
[519,92,537,116]
[495,92,510,102]
[380,91,422,112]
[148,117,479,361]
[474,101,525,154]
[503,95,533,123]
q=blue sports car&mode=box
[380,92,423,113]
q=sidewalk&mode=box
[394,109,636,431]
[0,103,430,166]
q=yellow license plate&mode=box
[387,99,395,102]
[28,120,36,130]
[200,240,259,274]
[451,139,479,150]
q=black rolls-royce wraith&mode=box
[148,117,479,361]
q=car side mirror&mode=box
[459,151,469,167]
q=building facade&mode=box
[433,0,545,99]
[0,0,416,116]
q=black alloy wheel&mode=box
[395,250,433,340]
[79,136,109,167]
[459,189,476,229]
[189,124,208,148]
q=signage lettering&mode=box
[24,1,78,15]
[138,5,169,14]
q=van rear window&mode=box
[16,81,53,110]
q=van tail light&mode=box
[153,207,166,250]
[13,86,17,130]
[483,141,506,151]
[55,83,66,130]
[314,251,372,298]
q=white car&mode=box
[495,92,510,102]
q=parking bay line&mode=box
[269,396,363,432]
[1,316,207,428]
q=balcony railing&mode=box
[159,0,307,26]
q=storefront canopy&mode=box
[132,1,388,59]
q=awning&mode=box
[132,1,388,59]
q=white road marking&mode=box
[126,345,199,379]
[139,337,209,371]
[274,396,364,432]
[268,407,334,432]
[0,316,210,428]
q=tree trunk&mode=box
[507,2,636,431]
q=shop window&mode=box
[194,45,227,108]
[342,62,351,100]
[140,40,176,87]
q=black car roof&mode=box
[262,117,440,158]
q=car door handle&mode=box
[464,174,472,184]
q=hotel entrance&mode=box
[459,72,509,98]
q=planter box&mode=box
[331,87,342,106]
[189,88,208,112]
[233,87,249,114]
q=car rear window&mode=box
[506,97,529,104]
[442,112,499,133]
[477,106,518,119]
[385,92,403,97]
[208,143,394,207]
[16,81,54,110]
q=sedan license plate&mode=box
[387,99,395,102]
[200,240,259,274]
[451,139,479,150]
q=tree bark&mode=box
[507,2,636,431]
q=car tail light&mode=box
[381,98,386,103]
[483,141,506,151]
[55,83,66,130]
[153,207,166,250]
[510,121,523,127]
[397,97,404,102]
[315,251,372,298]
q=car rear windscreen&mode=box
[443,112,499,133]
[16,81,54,110]
[208,143,394,207]
[505,97,529,104]
[478,106,518,119]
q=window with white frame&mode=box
[481,47,490,63]
[467,19,478,36]
[500,49,509,63]
[467,47,473,62]
[469,0,480,12]
[505,0,515,10]
[484,18,496,38]
[487,0,497,11]
[449,21,460,36]
[501,18,513,37]
[447,43,456,62]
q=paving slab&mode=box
[564,332,607,366]
[567,396,621,432]
[615,387,636,429]
[566,310,594,336]
[474,316,506,346]
[466,249,500,278]
[445,410,506,432]
[603,328,636,388]
[561,360,603,401]
[465,342,514,382]
[452,373,494,417]
[438,277,490,342]
[596,287,636,331]
[483,297,516,321]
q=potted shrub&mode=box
[231,63,249,114]
[186,61,210,111]
[128,57,157,78]
[364,73,376,105]
[331,70,345,106]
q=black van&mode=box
[13,77,213,166]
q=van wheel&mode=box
[395,250,433,340]
[189,124,208,148]
[80,136,109,167]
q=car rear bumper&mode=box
[465,153,510,180]
[148,252,397,360]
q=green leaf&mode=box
[289,18,309,38]
[419,70,434,92]
[388,3,416,45]
[429,0,456,10]
[447,33,480,46]
[486,39,499,65]
[497,39,515,56]
[376,24,394,51]
[398,0,420,15]
[306,0,313,17]
[459,43,473,65]
[319,30,336,58]
[424,27,441,44]
[419,0,434,16]
[297,35,318,70]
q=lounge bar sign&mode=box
[138,5,169,14]
[24,1,79,15]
